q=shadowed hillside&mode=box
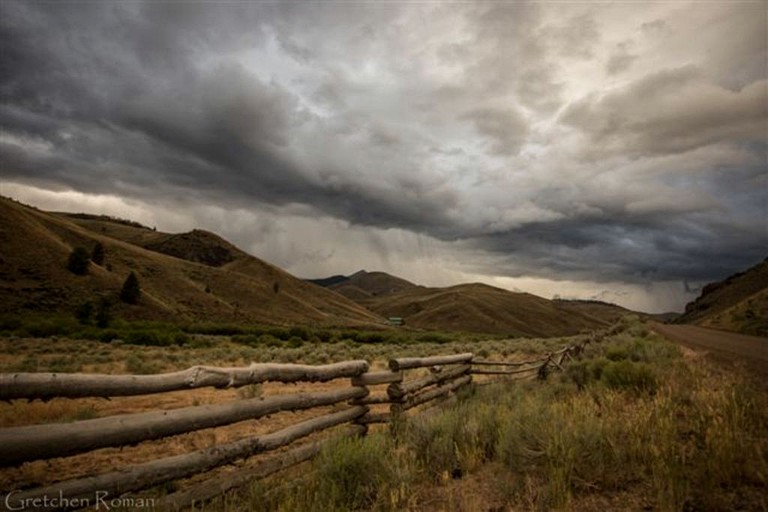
[676,257,768,336]
[309,271,620,337]
[358,282,606,337]
[309,270,418,300]
[554,299,635,326]
[143,230,245,267]
[0,197,383,327]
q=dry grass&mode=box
[219,319,768,512]
[0,331,569,496]
[5,318,763,511]
[701,287,768,337]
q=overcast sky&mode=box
[1,1,766,313]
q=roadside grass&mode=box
[220,318,768,512]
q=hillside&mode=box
[553,299,634,326]
[305,275,349,288]
[676,257,768,336]
[0,197,383,327]
[308,270,418,300]
[358,282,606,337]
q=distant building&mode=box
[387,317,404,326]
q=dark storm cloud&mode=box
[0,1,456,234]
[472,208,766,284]
[1,0,766,291]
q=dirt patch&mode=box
[409,463,509,512]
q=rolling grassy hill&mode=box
[2,195,640,337]
[676,257,768,336]
[308,270,419,300]
[0,197,383,327]
[356,282,607,337]
[554,299,637,325]
[309,271,624,337]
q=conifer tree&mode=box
[91,242,105,266]
[120,271,141,304]
[67,247,90,275]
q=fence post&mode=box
[351,365,371,437]
[537,354,552,380]
[386,368,405,439]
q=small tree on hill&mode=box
[120,271,141,304]
[95,297,112,328]
[67,247,90,275]
[91,242,105,266]
[74,301,93,325]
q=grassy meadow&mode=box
[205,318,768,512]
[0,314,571,376]
[0,316,765,511]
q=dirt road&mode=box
[651,322,768,374]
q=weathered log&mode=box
[387,364,470,399]
[351,370,402,386]
[0,361,370,400]
[350,394,392,405]
[358,411,390,424]
[471,363,544,376]
[471,357,547,367]
[389,353,473,372]
[394,375,472,412]
[155,426,365,511]
[0,387,367,467]
[2,406,367,511]
[551,352,567,370]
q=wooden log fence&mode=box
[0,340,591,510]
[0,386,368,466]
[0,361,370,401]
[154,425,365,511]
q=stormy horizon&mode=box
[1,1,766,314]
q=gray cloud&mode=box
[560,66,767,159]
[606,42,637,75]
[462,107,530,155]
[1,0,766,309]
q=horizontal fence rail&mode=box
[471,363,546,376]
[0,336,599,510]
[0,361,369,400]
[0,387,367,466]
[389,352,474,371]
[388,364,471,399]
[4,406,368,512]
[154,426,364,512]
